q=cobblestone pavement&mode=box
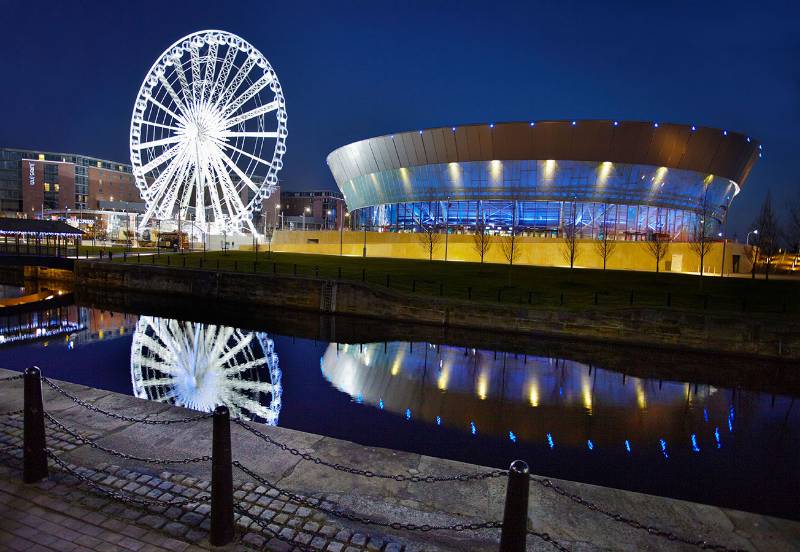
[0,414,410,551]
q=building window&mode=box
[44,183,50,192]
[38,154,44,160]
[54,183,60,192]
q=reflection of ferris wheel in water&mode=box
[130,30,287,235]
[130,317,281,424]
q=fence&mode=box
[0,368,745,551]
[104,251,795,316]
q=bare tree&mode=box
[560,202,580,269]
[787,200,800,270]
[752,192,781,280]
[688,194,715,279]
[645,236,670,273]
[418,225,442,261]
[500,230,521,266]
[593,205,616,270]
[472,224,492,263]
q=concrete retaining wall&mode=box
[266,230,754,275]
[74,261,799,359]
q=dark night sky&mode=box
[1,1,797,237]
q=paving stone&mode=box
[162,521,189,538]
[351,533,367,546]
[138,514,166,530]
[242,532,266,548]
[326,542,345,552]
[311,535,329,549]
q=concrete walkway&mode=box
[0,368,798,551]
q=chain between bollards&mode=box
[24,366,48,483]
[210,405,234,546]
[499,460,529,552]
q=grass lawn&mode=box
[109,249,799,316]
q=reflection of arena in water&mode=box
[131,317,281,423]
[321,342,729,448]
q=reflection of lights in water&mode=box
[477,372,488,400]
[436,415,441,426]
[582,374,593,413]
[625,440,632,453]
[437,365,449,391]
[470,421,477,435]
[728,406,735,432]
[378,398,384,409]
[691,434,700,452]
[587,439,594,450]
[636,381,647,409]
[660,438,669,459]
[509,431,517,442]
[130,317,281,424]
[715,427,721,448]
[704,408,709,423]
[547,433,555,449]
[529,383,539,407]
[405,408,411,420]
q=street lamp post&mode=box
[303,206,311,231]
[746,229,759,245]
[444,197,450,262]
[340,212,349,256]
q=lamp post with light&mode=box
[303,206,310,231]
[746,229,759,245]
[340,212,349,256]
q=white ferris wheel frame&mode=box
[130,30,287,235]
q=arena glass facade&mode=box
[327,121,760,241]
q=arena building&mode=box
[326,120,760,241]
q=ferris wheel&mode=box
[130,316,282,424]
[130,30,287,235]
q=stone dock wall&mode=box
[74,260,800,360]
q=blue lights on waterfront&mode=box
[378,398,384,409]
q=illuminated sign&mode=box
[28,162,35,186]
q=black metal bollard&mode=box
[234,260,238,271]
[24,367,48,483]
[666,292,671,307]
[559,292,564,305]
[183,256,186,268]
[629,291,634,305]
[499,460,529,552]
[497,289,502,302]
[386,274,390,287]
[210,406,234,546]
[293,263,297,276]
[253,261,257,273]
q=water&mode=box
[0,296,797,521]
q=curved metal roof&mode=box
[327,120,760,191]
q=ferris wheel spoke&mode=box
[190,46,202,90]
[217,141,273,174]
[146,95,188,127]
[144,153,190,225]
[200,155,227,224]
[141,120,184,132]
[222,100,278,129]
[209,44,238,105]
[202,43,218,101]
[142,146,189,202]
[207,153,245,219]
[216,332,255,366]
[132,134,184,150]
[137,142,183,177]
[156,73,191,118]
[219,130,279,139]
[215,56,257,111]
[171,58,193,107]
[209,145,260,196]
[221,72,274,118]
